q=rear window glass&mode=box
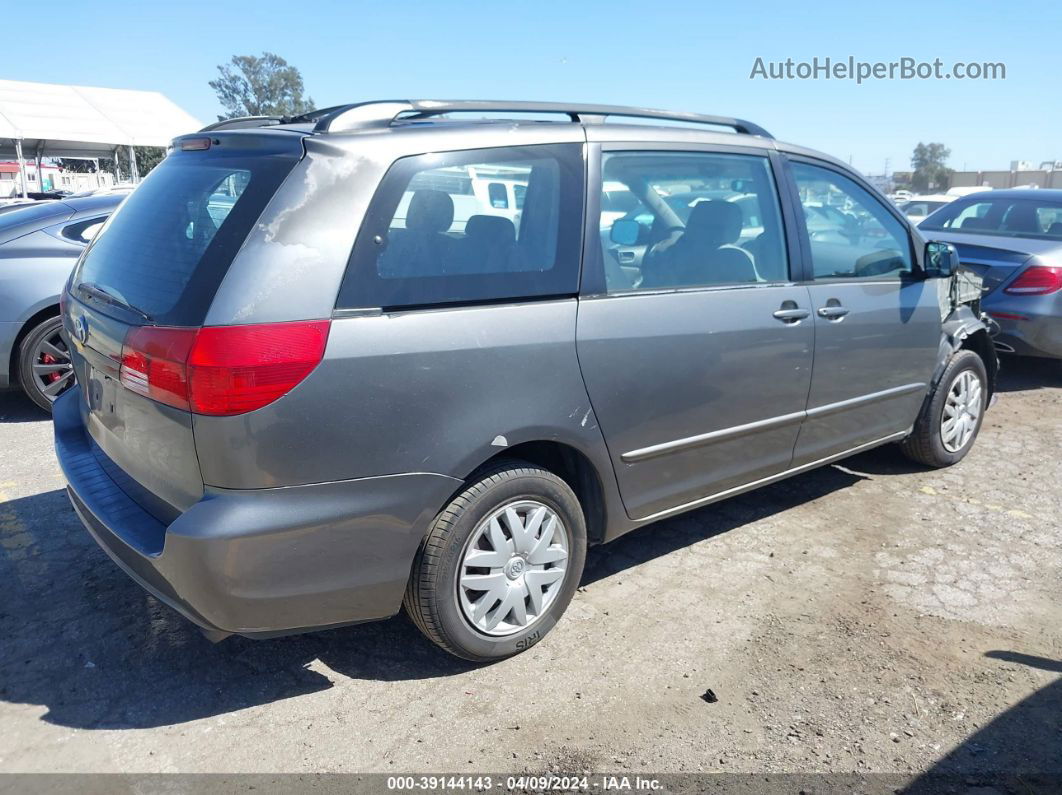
[72,150,297,326]
[921,197,1062,239]
[338,143,584,310]
[0,201,71,236]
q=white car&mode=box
[898,194,956,225]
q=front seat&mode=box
[1003,203,1041,234]
[642,200,757,288]
[379,189,455,277]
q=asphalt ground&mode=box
[1,356,1059,785]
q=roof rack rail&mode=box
[312,100,772,139]
[199,116,284,132]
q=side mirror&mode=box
[924,241,959,277]
[610,218,640,247]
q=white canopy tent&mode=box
[0,79,202,196]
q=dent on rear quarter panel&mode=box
[193,300,617,492]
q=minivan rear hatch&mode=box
[64,132,303,525]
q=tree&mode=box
[209,52,314,120]
[911,143,952,192]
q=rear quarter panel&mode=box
[0,231,81,323]
[193,300,618,492]
[0,232,82,383]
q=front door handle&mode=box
[817,305,850,319]
[773,308,811,322]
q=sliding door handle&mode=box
[817,305,850,319]
[773,308,811,322]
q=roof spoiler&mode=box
[199,116,284,132]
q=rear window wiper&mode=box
[76,281,154,324]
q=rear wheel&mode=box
[17,316,75,412]
[404,460,586,661]
[900,350,987,467]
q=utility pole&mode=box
[14,139,28,198]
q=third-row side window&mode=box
[339,143,584,309]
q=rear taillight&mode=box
[187,322,331,415]
[1003,265,1062,296]
[119,321,330,416]
[120,327,196,409]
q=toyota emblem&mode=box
[74,315,89,345]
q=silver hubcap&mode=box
[941,369,983,452]
[457,500,569,637]
[31,328,75,401]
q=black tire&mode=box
[900,350,988,468]
[17,315,75,413]
[404,459,587,662]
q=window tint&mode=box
[72,151,297,325]
[792,162,912,280]
[597,152,788,292]
[339,144,584,309]
[921,197,1062,239]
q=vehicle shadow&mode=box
[0,488,475,731]
[581,461,866,585]
[993,354,1062,393]
[904,652,1062,792]
[0,390,50,423]
[0,461,866,730]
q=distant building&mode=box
[864,174,892,193]
[891,171,913,187]
[0,161,115,197]
[0,161,59,195]
[951,164,1062,190]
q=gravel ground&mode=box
[0,357,1059,781]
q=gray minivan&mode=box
[54,101,996,661]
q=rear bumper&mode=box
[984,299,1062,359]
[53,390,460,637]
[984,287,1062,359]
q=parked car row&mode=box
[0,194,125,409]
[918,188,1062,361]
[5,100,1051,663]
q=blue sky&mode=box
[5,0,1057,175]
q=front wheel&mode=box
[17,315,76,412]
[900,350,988,467]
[404,460,587,661]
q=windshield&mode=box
[921,196,1062,239]
[72,150,297,325]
